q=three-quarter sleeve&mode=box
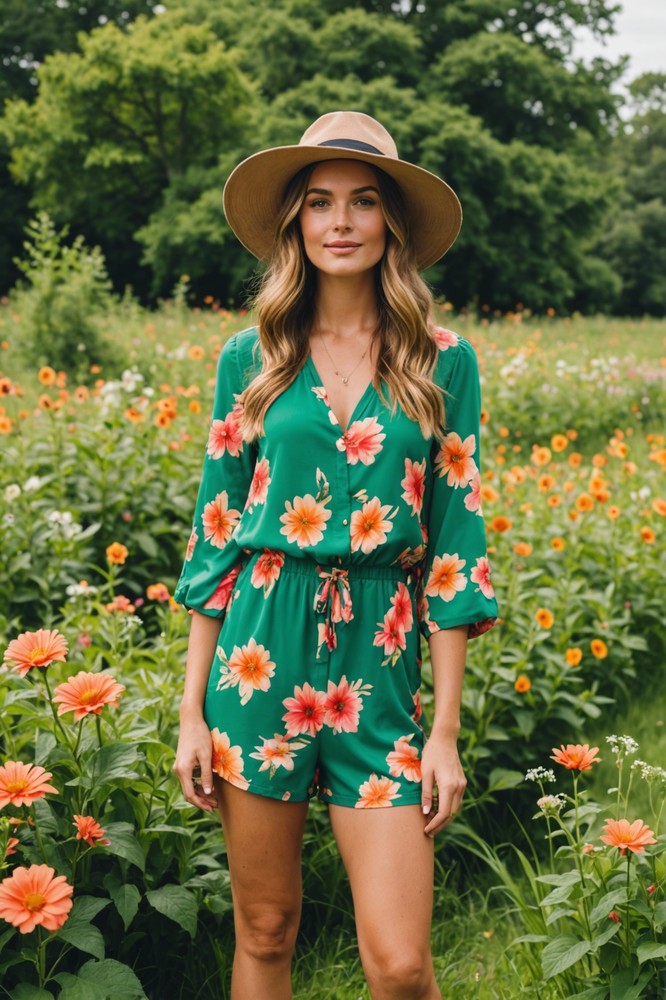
[174,333,257,618]
[419,336,498,639]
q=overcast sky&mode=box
[573,0,666,80]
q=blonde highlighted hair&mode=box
[241,163,445,440]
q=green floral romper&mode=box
[175,326,498,808]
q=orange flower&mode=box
[513,542,532,557]
[490,515,512,533]
[434,432,477,487]
[187,345,205,360]
[0,762,58,808]
[105,595,135,614]
[350,497,394,554]
[532,446,552,467]
[280,493,332,548]
[0,864,73,934]
[424,553,468,602]
[640,526,655,544]
[225,638,276,706]
[652,498,666,517]
[73,815,110,847]
[146,582,170,602]
[568,452,583,468]
[481,484,500,503]
[3,628,68,677]
[210,728,249,789]
[74,385,89,403]
[124,407,145,423]
[575,493,594,512]
[551,434,568,453]
[52,671,126,720]
[5,837,19,858]
[600,818,657,856]
[550,537,565,551]
[38,366,56,386]
[514,674,531,693]
[550,744,600,771]
[547,495,562,507]
[355,773,401,809]
[202,491,242,548]
[607,506,621,520]
[154,412,172,429]
[565,647,583,667]
[106,542,128,565]
[535,608,554,629]
[386,735,422,782]
[590,639,608,660]
[0,416,13,433]
[592,453,607,468]
[538,474,556,492]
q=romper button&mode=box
[342,518,348,526]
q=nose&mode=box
[333,203,352,232]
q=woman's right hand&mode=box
[173,714,218,812]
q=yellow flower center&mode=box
[24,892,45,912]
[79,688,98,705]
[28,647,48,663]
[7,780,28,794]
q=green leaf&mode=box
[535,870,581,887]
[567,987,608,1000]
[487,767,524,790]
[85,743,143,787]
[590,888,628,925]
[539,882,579,907]
[100,822,145,872]
[57,921,105,960]
[591,921,621,949]
[610,967,653,1000]
[542,936,592,979]
[654,901,666,927]
[10,987,55,1000]
[104,877,141,931]
[146,885,198,938]
[636,941,666,964]
[57,959,147,1000]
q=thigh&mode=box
[329,803,435,957]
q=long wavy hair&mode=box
[241,162,445,440]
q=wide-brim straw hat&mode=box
[223,111,462,271]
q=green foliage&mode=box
[11,214,122,378]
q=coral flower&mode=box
[105,542,128,565]
[73,815,110,847]
[433,327,459,351]
[640,527,655,544]
[336,416,385,465]
[565,647,583,667]
[105,595,135,614]
[350,497,394,554]
[250,549,285,595]
[401,457,427,516]
[386,735,421,782]
[652,498,666,517]
[280,493,332,548]
[0,864,73,934]
[52,671,126,720]
[3,628,68,677]
[551,434,568,453]
[535,608,554,629]
[210,729,249,790]
[424,553,467,602]
[470,556,494,598]
[390,582,414,631]
[513,542,533,557]
[225,638,276,706]
[323,676,371,734]
[0,762,58,808]
[590,639,608,659]
[146,582,170,602]
[355,773,401,808]
[207,411,243,459]
[5,837,19,857]
[532,446,552,466]
[490,515,512,533]
[373,608,407,656]
[204,564,242,611]
[550,744,600,771]
[600,818,657,856]
[464,471,482,513]
[246,457,271,508]
[514,674,531,693]
[202,491,241,548]
[435,432,477,487]
[185,526,198,562]
[550,537,566,551]
[250,734,304,773]
[575,493,595,513]
[282,682,327,738]
[38,366,57,386]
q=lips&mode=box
[324,241,361,248]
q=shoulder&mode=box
[219,326,262,389]
[431,328,479,392]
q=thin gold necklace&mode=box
[318,332,372,385]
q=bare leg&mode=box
[216,779,309,1000]
[329,804,441,1000]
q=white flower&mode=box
[606,734,639,757]
[536,794,567,816]
[525,767,557,783]
[23,476,42,492]
[4,484,21,501]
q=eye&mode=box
[355,197,377,207]
[307,198,329,209]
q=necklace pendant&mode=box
[342,377,349,385]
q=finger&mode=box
[421,768,434,817]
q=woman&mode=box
[173,111,498,1000]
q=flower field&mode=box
[0,298,665,998]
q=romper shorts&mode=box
[204,550,425,809]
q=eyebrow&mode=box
[305,185,380,196]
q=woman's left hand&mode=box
[420,732,467,837]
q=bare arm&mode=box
[421,624,468,837]
[172,611,223,812]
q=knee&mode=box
[236,903,300,964]
[365,950,433,998]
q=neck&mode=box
[313,273,379,338]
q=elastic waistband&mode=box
[248,550,412,584]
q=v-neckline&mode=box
[306,355,376,434]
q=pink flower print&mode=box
[464,471,482,514]
[312,386,339,425]
[207,409,243,459]
[246,457,271,509]
[355,773,401,808]
[324,676,373,734]
[373,607,406,659]
[425,554,468,602]
[386,734,421,782]
[470,556,495,598]
[202,491,241,548]
[412,689,423,725]
[390,582,414,632]
[401,457,427,516]
[350,497,394,554]
[336,416,385,465]
[282,683,327,738]
[250,549,285,596]
[249,734,307,774]
[433,327,460,351]
[434,432,477,488]
[317,620,337,658]
[185,526,198,562]
[204,564,242,611]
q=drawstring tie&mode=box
[314,566,353,656]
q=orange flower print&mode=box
[0,762,58,809]
[202,491,241,548]
[280,493,332,548]
[425,553,468,603]
[323,675,373,734]
[390,582,414,632]
[350,497,394,554]
[355,773,402,808]
[251,549,285,596]
[0,864,73,934]
[600,818,657,856]
[373,607,406,661]
[470,556,494,598]
[282,682,327,738]
[336,416,385,465]
[435,432,477,488]
[106,542,128,565]
[210,728,249,790]
[249,734,307,775]
[386,734,421,782]
[246,457,271,509]
[3,628,68,678]
[433,327,459,351]
[204,564,242,611]
[52,671,126,720]
[464,471,482,514]
[550,743,600,771]
[401,457,426,516]
[185,526,198,561]
[206,409,243,459]
[73,815,110,847]
[219,638,276,706]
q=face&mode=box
[297,159,387,277]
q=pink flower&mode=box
[204,564,242,611]
[386,735,421,782]
[390,582,413,632]
[324,676,372,734]
[185,526,198,561]
[470,556,494,598]
[400,457,427,516]
[336,416,385,465]
[282,683,327,738]
[250,550,285,596]
[433,328,459,351]
[249,734,306,773]
[373,608,406,656]
[464,471,482,513]
[207,410,243,459]
[246,457,271,508]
